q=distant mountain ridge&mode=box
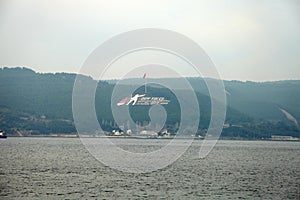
[0,67,299,138]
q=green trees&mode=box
[0,67,299,138]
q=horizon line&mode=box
[1,66,300,83]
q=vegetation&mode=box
[0,67,299,138]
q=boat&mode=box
[0,130,7,138]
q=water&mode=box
[0,138,299,199]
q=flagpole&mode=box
[145,76,147,94]
[143,73,147,94]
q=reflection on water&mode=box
[0,138,299,199]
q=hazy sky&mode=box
[0,0,299,81]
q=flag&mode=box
[143,73,146,79]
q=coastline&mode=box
[3,135,300,141]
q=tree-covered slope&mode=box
[0,67,299,138]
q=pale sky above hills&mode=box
[0,0,299,81]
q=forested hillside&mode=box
[1,67,299,138]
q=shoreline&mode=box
[3,135,300,142]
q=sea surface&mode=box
[0,138,299,199]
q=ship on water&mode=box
[0,130,7,138]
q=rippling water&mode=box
[0,138,299,199]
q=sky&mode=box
[0,0,299,81]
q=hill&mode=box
[110,77,300,123]
[0,67,299,138]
